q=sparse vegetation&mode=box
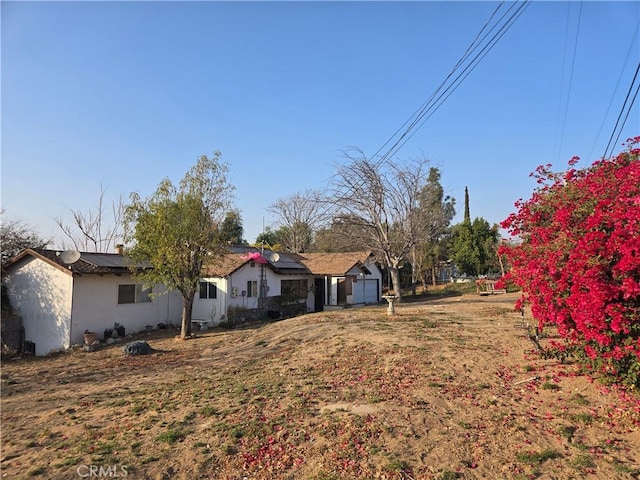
[1,293,638,479]
[515,448,562,464]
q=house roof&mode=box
[201,250,375,278]
[293,251,373,276]
[201,253,256,277]
[5,249,132,276]
[6,247,376,279]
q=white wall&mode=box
[194,258,383,319]
[226,264,310,309]
[228,263,264,310]
[71,274,183,343]
[192,277,228,324]
[197,264,315,323]
[323,260,383,307]
[5,257,73,356]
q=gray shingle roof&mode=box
[6,249,132,275]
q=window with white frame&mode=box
[118,284,152,304]
[199,281,217,299]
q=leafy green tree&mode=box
[123,153,235,339]
[0,212,50,265]
[450,217,499,276]
[218,210,246,245]
[253,226,283,250]
[409,168,456,293]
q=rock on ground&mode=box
[123,341,156,355]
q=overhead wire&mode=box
[386,0,532,159]
[602,61,640,159]
[369,2,508,165]
[613,81,640,148]
[587,22,640,161]
[370,0,531,167]
[552,2,573,163]
[555,1,583,163]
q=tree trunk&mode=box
[410,248,417,296]
[420,270,428,291]
[389,266,402,299]
[181,297,194,338]
[496,247,506,277]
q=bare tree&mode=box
[0,211,51,264]
[330,149,433,298]
[54,183,124,253]
[267,189,330,253]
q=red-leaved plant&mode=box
[500,137,640,388]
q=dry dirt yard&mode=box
[2,292,640,480]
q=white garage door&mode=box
[363,279,380,304]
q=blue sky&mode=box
[2,1,639,248]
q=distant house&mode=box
[2,247,382,355]
[2,249,182,356]
[193,248,383,325]
[293,251,382,310]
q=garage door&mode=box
[363,279,380,304]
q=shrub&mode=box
[501,137,640,388]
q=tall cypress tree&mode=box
[463,186,470,224]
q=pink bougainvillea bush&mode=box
[500,138,640,388]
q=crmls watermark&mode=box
[76,465,128,477]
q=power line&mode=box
[602,61,640,159]
[555,1,583,163]
[587,22,640,162]
[613,82,640,150]
[388,1,532,158]
[369,2,508,165]
[371,0,531,166]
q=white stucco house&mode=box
[2,247,382,355]
[2,249,183,356]
[194,248,383,325]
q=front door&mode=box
[337,278,347,305]
[314,278,324,312]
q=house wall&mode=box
[361,261,383,303]
[324,261,383,307]
[263,268,313,311]
[4,257,73,356]
[192,276,228,325]
[71,274,183,344]
[196,264,314,324]
[194,257,382,320]
[228,263,264,310]
[224,265,312,314]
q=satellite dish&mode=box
[270,253,280,263]
[60,250,81,265]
